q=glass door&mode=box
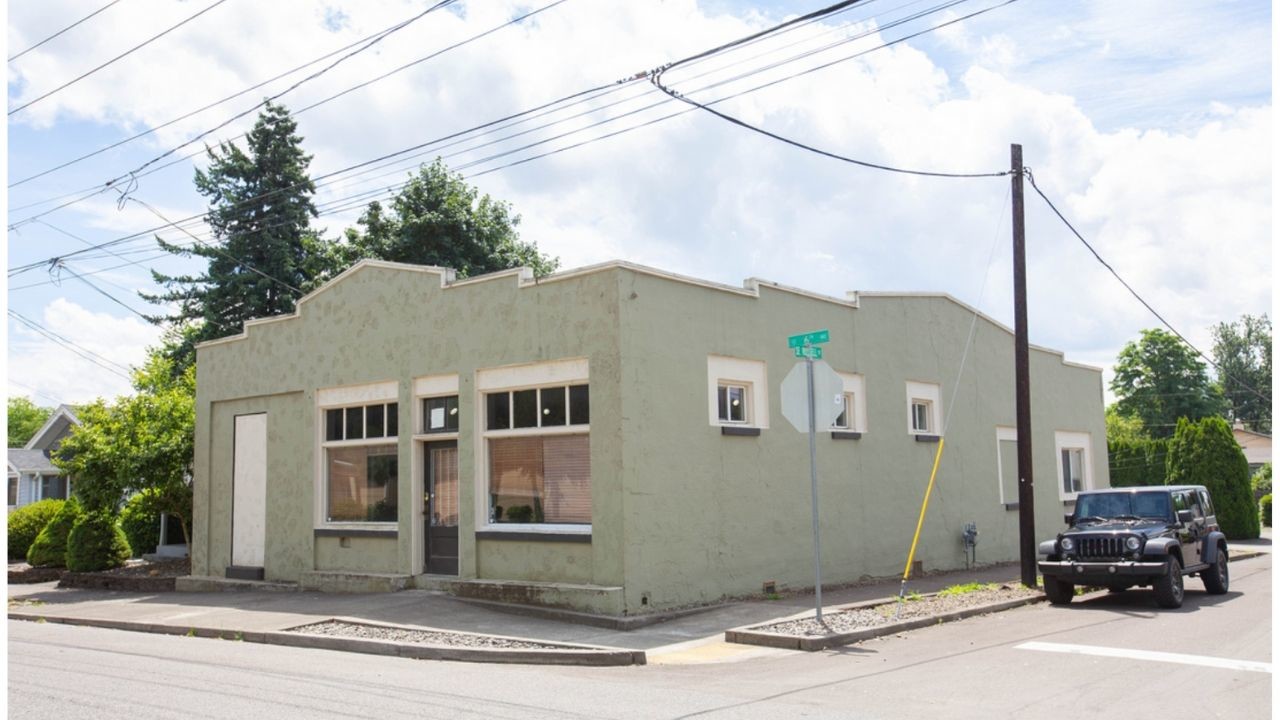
[425,441,459,575]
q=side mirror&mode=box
[1176,509,1194,524]
[1064,514,1074,525]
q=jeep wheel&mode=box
[1043,578,1074,605]
[1153,556,1184,609]
[1202,548,1229,594]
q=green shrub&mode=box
[1167,417,1258,539]
[1107,438,1169,487]
[1252,463,1272,499]
[65,512,131,572]
[26,498,83,567]
[1260,494,1272,528]
[119,490,161,557]
[7,498,65,560]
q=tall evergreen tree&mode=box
[340,158,557,277]
[1110,328,1225,438]
[1211,314,1271,433]
[144,101,324,370]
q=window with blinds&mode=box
[488,433,590,525]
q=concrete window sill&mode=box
[720,426,761,437]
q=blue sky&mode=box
[4,0,1273,406]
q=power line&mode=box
[8,0,230,116]
[8,0,125,62]
[650,0,1018,178]
[8,310,134,379]
[1025,171,1271,405]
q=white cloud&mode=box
[5,0,1270,409]
[7,298,162,405]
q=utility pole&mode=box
[1011,143,1036,588]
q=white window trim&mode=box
[315,383,400,531]
[832,372,866,433]
[474,360,591,535]
[717,383,750,424]
[996,426,1017,505]
[905,381,943,436]
[1054,430,1093,501]
[707,355,769,428]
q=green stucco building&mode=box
[190,259,1108,614]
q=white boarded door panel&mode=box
[232,413,267,567]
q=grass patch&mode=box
[937,582,999,597]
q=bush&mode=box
[119,490,162,557]
[1261,494,1272,528]
[26,498,83,567]
[7,498,65,560]
[1166,417,1258,539]
[65,512,132,572]
[1107,438,1169,487]
[1252,463,1272,500]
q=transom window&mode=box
[422,396,459,433]
[717,384,748,424]
[485,385,588,431]
[325,402,398,441]
[321,400,398,523]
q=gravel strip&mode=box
[758,585,1042,637]
[288,620,582,650]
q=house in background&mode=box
[1232,422,1271,474]
[188,260,1108,614]
[7,405,78,510]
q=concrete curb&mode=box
[7,612,645,667]
[726,594,1046,651]
[454,596,724,631]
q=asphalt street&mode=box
[7,554,1272,719]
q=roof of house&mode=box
[24,404,80,451]
[7,448,59,475]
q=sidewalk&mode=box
[9,531,1269,663]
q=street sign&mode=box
[787,329,830,349]
[781,360,844,433]
[794,346,823,359]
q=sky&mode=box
[3,0,1274,410]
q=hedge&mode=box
[1167,416,1259,539]
[65,511,132,572]
[1261,494,1272,528]
[1107,438,1169,488]
[26,498,83,567]
[7,498,65,560]
[119,490,162,557]
[1253,463,1272,500]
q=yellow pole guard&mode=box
[902,437,946,583]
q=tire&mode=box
[1202,547,1229,595]
[1043,577,1075,605]
[1153,555,1185,609]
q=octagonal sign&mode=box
[781,360,845,433]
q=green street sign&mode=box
[787,329,830,348]
[794,346,823,359]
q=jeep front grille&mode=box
[1077,536,1124,559]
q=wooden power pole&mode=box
[1011,143,1037,588]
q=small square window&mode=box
[325,408,344,441]
[718,384,748,424]
[366,404,385,438]
[424,396,459,433]
[346,406,364,440]
[1061,448,1084,495]
[513,389,539,428]
[911,400,932,433]
[568,384,589,425]
[540,387,566,426]
[833,393,852,429]
[486,393,510,431]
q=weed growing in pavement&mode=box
[937,582,998,597]
[186,628,196,637]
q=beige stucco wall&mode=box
[192,260,1107,614]
[192,263,624,586]
[614,272,1108,610]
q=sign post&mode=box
[783,329,834,623]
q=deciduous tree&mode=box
[1110,329,1224,438]
[7,396,53,447]
[1211,314,1271,433]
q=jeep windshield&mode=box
[1074,492,1172,523]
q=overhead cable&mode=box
[8,0,125,62]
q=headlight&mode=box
[1125,536,1141,551]
[1060,537,1074,552]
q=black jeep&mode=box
[1037,485,1229,608]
